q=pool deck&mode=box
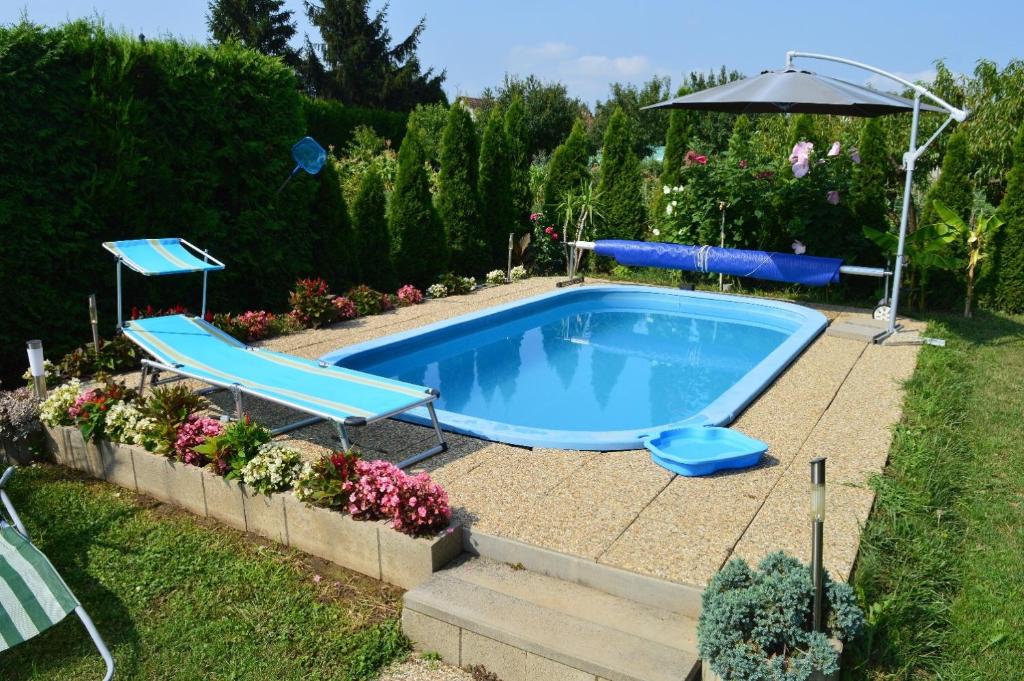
[163,277,922,589]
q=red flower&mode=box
[551,233,559,241]
[544,226,553,234]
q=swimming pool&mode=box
[321,285,827,450]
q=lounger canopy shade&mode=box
[122,314,448,467]
[639,51,968,340]
[643,68,946,117]
[105,237,224,328]
[102,238,224,276]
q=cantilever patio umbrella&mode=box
[643,51,968,339]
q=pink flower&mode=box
[312,574,322,584]
[174,414,223,465]
[827,141,841,157]
[397,285,424,306]
[551,232,559,241]
[695,155,708,165]
[792,240,807,255]
[850,148,861,164]
[789,141,814,178]
[826,190,841,205]
[739,159,748,169]
[544,226,553,234]
[530,213,540,221]
[332,296,358,320]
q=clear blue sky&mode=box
[5,1,1022,104]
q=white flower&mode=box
[485,269,506,285]
[39,379,82,427]
[662,185,671,195]
[509,265,529,282]
[426,283,448,298]
[671,200,678,207]
[105,402,152,445]
[675,185,683,192]
[665,204,674,216]
[792,239,807,255]
[652,229,660,237]
[241,444,305,495]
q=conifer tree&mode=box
[207,0,298,65]
[479,110,514,266]
[995,123,1024,312]
[543,119,590,211]
[309,159,359,287]
[596,107,646,241]
[352,167,395,290]
[389,127,447,286]
[726,115,753,162]
[437,104,485,273]
[849,117,889,233]
[788,113,818,150]
[504,95,532,229]
[661,107,691,189]
[920,130,973,230]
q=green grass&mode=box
[846,311,1024,680]
[0,466,410,680]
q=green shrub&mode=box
[352,168,396,291]
[698,552,864,681]
[994,124,1024,312]
[543,119,590,211]
[661,103,692,189]
[438,273,475,295]
[479,111,515,265]
[0,21,321,385]
[302,96,408,151]
[346,285,388,316]
[194,416,273,477]
[390,127,448,286]
[288,277,336,328]
[596,107,646,243]
[437,104,486,273]
[504,95,533,229]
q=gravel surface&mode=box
[378,656,475,681]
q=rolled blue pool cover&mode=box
[593,240,843,287]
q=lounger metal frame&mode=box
[136,355,448,470]
[0,468,115,680]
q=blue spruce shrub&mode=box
[698,551,864,681]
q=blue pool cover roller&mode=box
[593,240,843,287]
[644,426,769,476]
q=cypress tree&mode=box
[352,167,395,290]
[597,107,646,241]
[661,107,691,188]
[390,127,447,287]
[726,115,753,162]
[995,124,1024,312]
[849,118,889,233]
[543,119,590,211]
[437,103,485,273]
[920,130,973,230]
[479,110,514,266]
[309,159,360,287]
[504,95,532,229]
[788,113,818,150]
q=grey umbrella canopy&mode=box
[643,68,945,117]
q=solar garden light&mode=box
[88,294,100,352]
[26,340,47,400]
[810,457,826,632]
[506,233,515,283]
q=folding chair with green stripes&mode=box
[0,467,114,679]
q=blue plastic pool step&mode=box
[643,426,768,477]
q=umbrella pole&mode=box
[887,94,921,337]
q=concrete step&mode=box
[403,555,700,681]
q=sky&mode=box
[5,1,1023,104]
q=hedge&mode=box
[302,97,408,153]
[0,21,340,384]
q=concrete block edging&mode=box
[47,425,460,589]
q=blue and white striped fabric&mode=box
[122,315,434,422]
[0,523,80,651]
[103,238,224,276]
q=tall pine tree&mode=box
[352,167,395,290]
[543,119,590,212]
[596,107,646,242]
[504,95,532,230]
[390,127,447,286]
[437,104,485,273]
[207,0,298,65]
[304,0,445,109]
[479,110,514,266]
[995,123,1024,312]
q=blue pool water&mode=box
[321,286,826,449]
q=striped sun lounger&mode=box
[0,468,114,679]
[122,314,447,468]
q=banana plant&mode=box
[864,220,958,310]
[931,199,1004,318]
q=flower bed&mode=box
[37,380,460,588]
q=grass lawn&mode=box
[0,465,410,680]
[847,311,1024,680]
